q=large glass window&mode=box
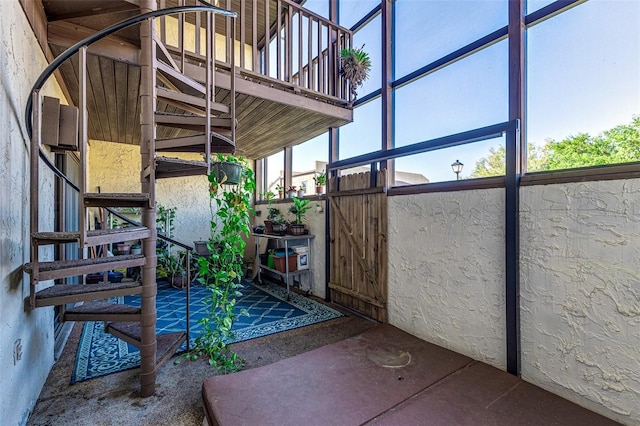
[292,133,328,195]
[339,0,380,30]
[265,150,284,196]
[395,40,508,146]
[339,97,382,159]
[526,0,557,15]
[394,0,507,79]
[395,135,505,185]
[526,0,640,171]
[301,0,329,19]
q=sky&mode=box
[270,0,640,184]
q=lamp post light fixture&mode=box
[451,159,464,180]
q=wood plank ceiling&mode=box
[42,0,352,160]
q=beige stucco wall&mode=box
[0,1,66,424]
[520,179,640,425]
[88,142,213,246]
[387,189,507,369]
[253,198,327,299]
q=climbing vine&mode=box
[190,154,255,373]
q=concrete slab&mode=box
[369,362,619,425]
[202,324,473,425]
[203,324,618,426]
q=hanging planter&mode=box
[211,161,243,185]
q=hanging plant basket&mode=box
[211,161,243,185]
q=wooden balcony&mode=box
[40,0,353,159]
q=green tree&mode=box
[470,116,640,177]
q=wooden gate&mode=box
[328,170,387,322]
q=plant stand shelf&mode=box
[253,233,315,300]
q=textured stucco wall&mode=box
[0,2,63,424]
[521,180,640,425]
[253,199,327,298]
[387,189,506,369]
[88,143,212,247]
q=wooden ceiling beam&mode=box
[48,21,140,65]
[46,4,139,22]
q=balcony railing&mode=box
[157,0,353,103]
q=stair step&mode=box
[83,193,150,208]
[24,254,146,282]
[63,300,141,322]
[155,133,235,153]
[32,226,150,247]
[106,322,187,366]
[156,60,206,97]
[33,281,142,307]
[155,157,207,179]
[154,112,234,135]
[157,87,229,115]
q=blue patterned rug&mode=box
[71,281,342,383]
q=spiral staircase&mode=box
[23,1,236,397]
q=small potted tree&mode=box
[313,170,326,194]
[340,44,372,102]
[288,196,312,235]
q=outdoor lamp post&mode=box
[451,159,464,180]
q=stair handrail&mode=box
[25,4,237,138]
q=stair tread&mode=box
[83,193,150,208]
[156,86,229,115]
[154,157,208,179]
[35,281,141,299]
[33,226,148,242]
[107,322,186,355]
[155,132,235,154]
[24,254,145,273]
[66,300,141,315]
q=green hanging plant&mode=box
[340,44,372,100]
[188,154,255,373]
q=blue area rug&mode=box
[71,281,342,383]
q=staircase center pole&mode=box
[139,0,158,398]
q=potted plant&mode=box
[313,170,326,194]
[210,153,243,185]
[189,154,255,373]
[340,44,372,101]
[297,182,306,198]
[288,196,311,235]
[264,207,280,234]
[286,185,297,198]
[275,184,285,199]
[158,250,187,288]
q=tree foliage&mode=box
[470,116,640,178]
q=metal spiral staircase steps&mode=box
[83,192,151,208]
[106,321,187,367]
[23,3,237,396]
[32,226,150,247]
[31,281,142,308]
[24,254,146,282]
[63,300,142,322]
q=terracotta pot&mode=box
[273,253,298,273]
